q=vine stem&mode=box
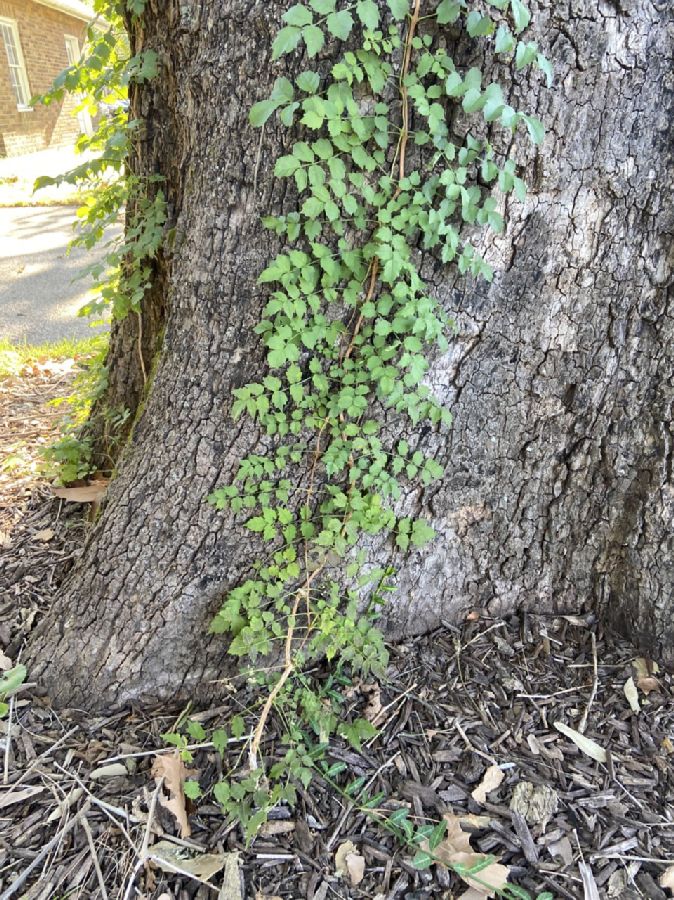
[249,565,323,769]
[249,0,423,774]
[397,0,422,190]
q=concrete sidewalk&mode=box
[0,205,117,343]
[0,146,93,206]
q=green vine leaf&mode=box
[272,25,302,59]
[326,10,355,40]
[356,0,380,29]
[388,0,410,20]
[510,0,531,33]
[303,24,325,56]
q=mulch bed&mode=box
[1,370,673,900]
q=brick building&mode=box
[0,0,93,157]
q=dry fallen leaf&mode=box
[34,528,55,542]
[579,861,600,900]
[0,785,45,809]
[218,852,242,900]
[90,763,128,780]
[260,820,295,836]
[0,651,12,671]
[149,840,230,880]
[471,765,505,804]
[633,656,660,678]
[660,865,674,890]
[335,841,366,885]
[426,814,510,899]
[52,481,109,503]
[363,682,383,724]
[547,836,573,865]
[554,721,607,763]
[637,675,661,694]
[623,676,640,713]
[151,751,198,838]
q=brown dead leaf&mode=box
[0,531,12,548]
[425,814,510,899]
[151,752,198,838]
[363,682,382,724]
[636,675,661,694]
[34,528,55,542]
[335,841,366,885]
[0,651,12,671]
[660,865,674,890]
[466,610,481,621]
[471,765,505,804]
[52,481,109,503]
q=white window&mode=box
[64,34,81,66]
[0,17,31,110]
[64,33,93,136]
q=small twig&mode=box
[454,719,498,766]
[2,692,15,785]
[578,632,598,734]
[121,782,160,900]
[99,734,251,764]
[141,782,160,860]
[81,816,109,900]
[0,800,91,900]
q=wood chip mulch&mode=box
[0,360,86,660]
[1,369,673,900]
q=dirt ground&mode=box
[1,364,673,900]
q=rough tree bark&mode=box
[26,0,673,710]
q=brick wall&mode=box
[0,0,89,156]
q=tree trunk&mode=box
[27,0,674,710]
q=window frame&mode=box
[63,33,81,66]
[0,16,32,112]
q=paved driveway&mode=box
[0,206,118,344]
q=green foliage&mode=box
[39,334,114,483]
[33,0,164,482]
[206,0,551,851]
[0,665,27,718]
[310,765,556,898]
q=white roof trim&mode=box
[31,0,95,22]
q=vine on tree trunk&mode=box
[41,0,554,891]
[195,0,551,869]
